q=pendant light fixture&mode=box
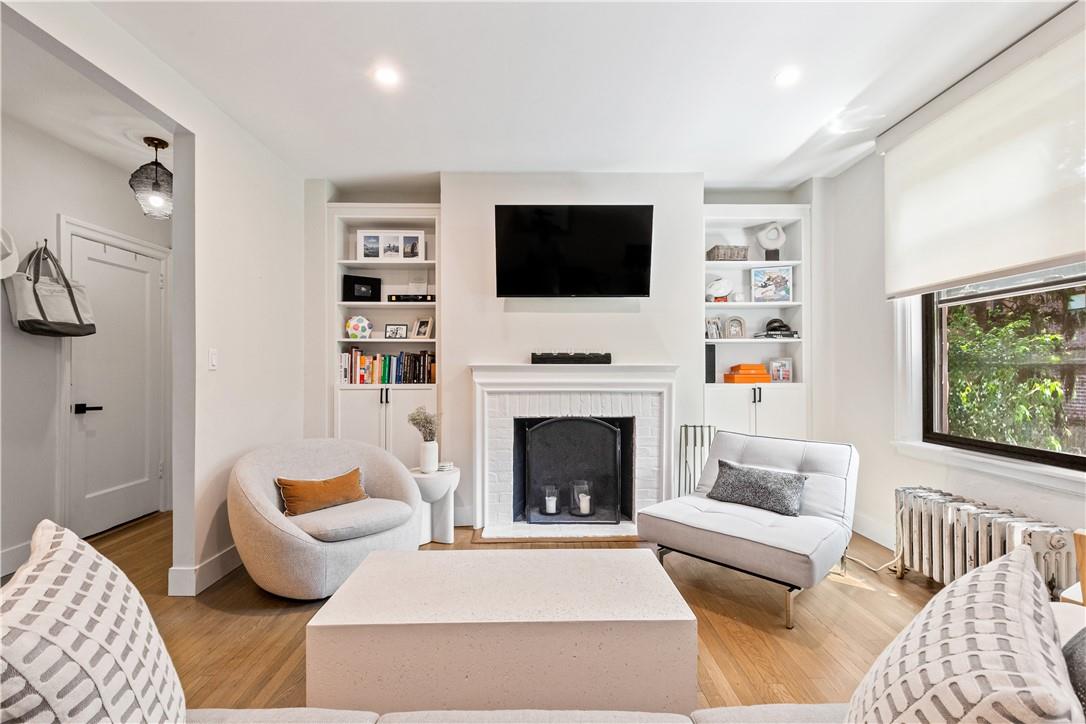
[129,137,173,220]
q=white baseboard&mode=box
[1,540,31,577]
[853,510,895,550]
[168,545,242,596]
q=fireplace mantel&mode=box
[470,363,677,531]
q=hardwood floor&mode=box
[87,512,940,711]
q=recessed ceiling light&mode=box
[373,64,402,90]
[774,66,802,88]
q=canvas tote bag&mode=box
[3,245,96,337]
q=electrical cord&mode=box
[843,506,906,573]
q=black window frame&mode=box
[921,293,1086,472]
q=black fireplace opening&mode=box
[513,416,635,524]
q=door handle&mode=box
[757,387,763,404]
[752,388,757,405]
[73,403,104,415]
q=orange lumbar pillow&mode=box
[276,467,367,516]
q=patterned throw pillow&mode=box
[0,520,185,723]
[847,546,1083,723]
[706,460,806,516]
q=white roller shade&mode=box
[884,31,1085,299]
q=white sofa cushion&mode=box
[188,708,379,723]
[691,703,847,723]
[290,498,413,542]
[379,711,691,723]
[0,520,185,723]
[695,432,857,530]
[847,546,1083,723]
[637,494,848,588]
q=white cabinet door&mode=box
[754,384,808,439]
[384,387,437,468]
[704,384,756,434]
[335,387,386,449]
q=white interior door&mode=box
[753,384,808,440]
[335,387,386,448]
[704,384,756,435]
[384,386,437,468]
[67,232,166,537]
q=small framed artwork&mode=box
[769,357,793,383]
[724,316,746,339]
[705,318,723,340]
[356,232,381,259]
[411,317,434,339]
[342,274,381,302]
[381,234,402,259]
[384,323,409,340]
[401,232,425,260]
[751,266,793,303]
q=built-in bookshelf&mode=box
[702,204,811,439]
[327,203,441,468]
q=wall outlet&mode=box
[208,348,219,371]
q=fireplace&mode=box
[513,417,635,525]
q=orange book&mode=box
[730,364,768,373]
[723,373,771,383]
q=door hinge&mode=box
[158,461,165,479]
[158,272,166,289]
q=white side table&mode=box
[410,466,460,545]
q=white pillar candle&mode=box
[579,493,591,515]
[545,496,557,514]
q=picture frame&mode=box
[411,317,434,339]
[356,232,381,259]
[724,316,746,339]
[342,274,381,302]
[751,266,793,303]
[381,234,402,259]
[401,232,425,260]
[384,323,409,340]
[769,357,793,383]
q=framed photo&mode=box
[384,323,409,340]
[769,357,793,383]
[381,234,402,259]
[751,266,793,303]
[705,318,723,340]
[724,316,746,339]
[356,232,381,259]
[411,317,434,339]
[401,232,425,260]
[342,274,381,302]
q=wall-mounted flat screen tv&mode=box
[495,205,653,297]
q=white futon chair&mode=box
[637,430,858,628]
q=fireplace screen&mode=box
[523,417,622,524]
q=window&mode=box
[922,263,1086,471]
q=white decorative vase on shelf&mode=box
[420,441,439,474]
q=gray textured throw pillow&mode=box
[1067,627,1086,713]
[706,460,806,516]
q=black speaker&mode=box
[705,344,716,383]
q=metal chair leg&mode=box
[784,588,800,629]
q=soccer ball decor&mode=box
[345,315,373,339]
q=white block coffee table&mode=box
[306,549,697,714]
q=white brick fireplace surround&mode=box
[470,364,677,537]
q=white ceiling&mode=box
[2,23,173,173]
[94,1,1063,195]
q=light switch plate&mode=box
[208,347,219,371]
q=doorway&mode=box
[59,217,170,538]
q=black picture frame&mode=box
[342,274,381,302]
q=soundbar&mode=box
[531,352,612,365]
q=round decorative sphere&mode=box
[345,315,373,339]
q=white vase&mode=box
[420,440,439,473]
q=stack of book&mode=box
[340,348,435,385]
[722,363,771,383]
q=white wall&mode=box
[818,153,1086,547]
[0,115,171,573]
[439,172,705,524]
[7,3,305,593]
